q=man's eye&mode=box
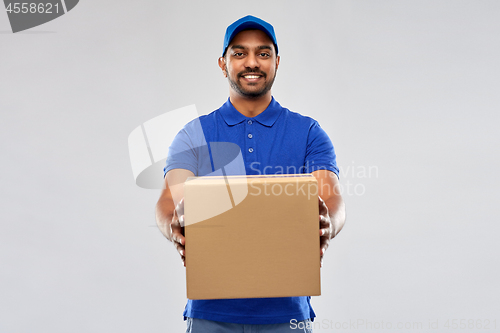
[259,53,270,57]
[233,52,244,57]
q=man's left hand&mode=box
[319,195,333,267]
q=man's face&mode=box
[219,29,280,98]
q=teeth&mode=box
[244,75,260,79]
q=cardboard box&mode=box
[184,174,320,300]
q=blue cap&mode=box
[222,15,278,57]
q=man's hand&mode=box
[312,170,346,268]
[155,168,194,267]
[171,199,186,266]
[319,196,333,268]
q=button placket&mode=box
[246,118,255,154]
[243,118,256,171]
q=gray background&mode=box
[1,0,499,332]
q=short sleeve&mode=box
[163,118,211,177]
[304,122,339,178]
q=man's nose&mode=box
[244,53,259,68]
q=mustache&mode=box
[237,70,267,78]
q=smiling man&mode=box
[221,29,278,103]
[156,15,346,333]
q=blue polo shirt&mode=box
[164,97,339,324]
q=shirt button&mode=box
[247,133,253,139]
[247,120,253,125]
[248,148,254,153]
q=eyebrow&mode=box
[230,45,273,52]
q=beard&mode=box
[226,68,277,98]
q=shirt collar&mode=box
[219,96,283,127]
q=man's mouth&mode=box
[240,72,265,80]
[242,74,261,79]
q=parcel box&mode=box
[184,174,320,300]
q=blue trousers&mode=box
[186,317,313,332]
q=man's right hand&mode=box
[170,198,186,266]
[155,168,194,267]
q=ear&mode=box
[275,55,280,71]
[218,57,227,77]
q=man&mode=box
[156,15,346,333]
